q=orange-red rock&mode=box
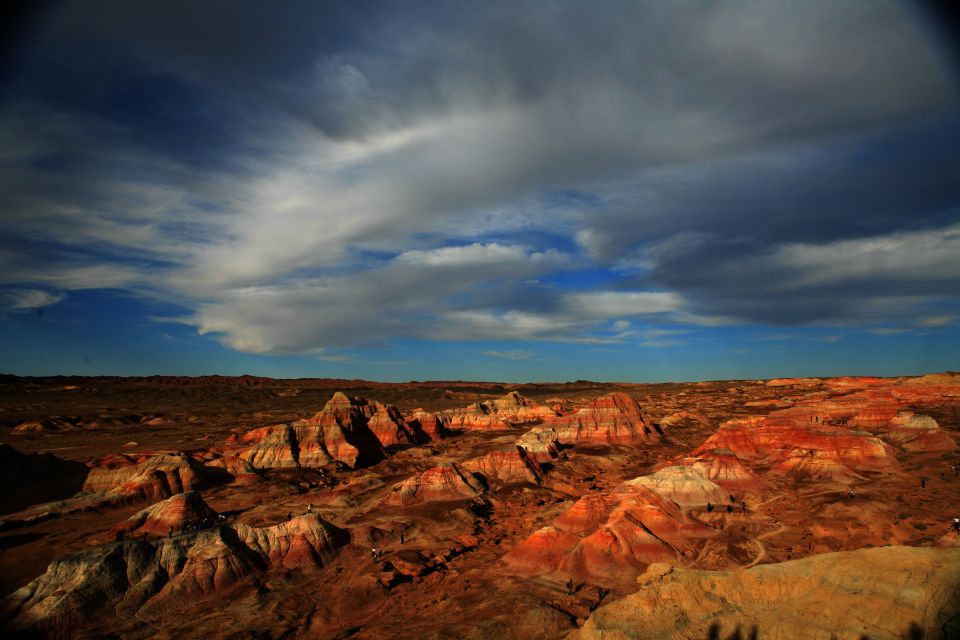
[82,452,216,502]
[405,408,451,441]
[546,392,659,445]
[627,466,729,508]
[384,464,484,506]
[4,514,348,633]
[516,426,562,463]
[461,448,543,484]
[505,482,708,585]
[446,391,556,430]
[114,490,219,538]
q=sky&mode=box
[0,0,959,382]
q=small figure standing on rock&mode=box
[168,526,174,538]
[371,547,380,562]
[566,579,574,595]
[847,488,856,499]
[741,500,747,511]
[809,449,815,458]
[307,504,313,514]
[726,504,733,514]
[706,502,713,513]
[952,517,960,535]
[287,512,293,521]
[920,479,927,489]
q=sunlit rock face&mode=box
[461,448,543,484]
[505,481,709,586]
[626,466,730,508]
[570,547,960,640]
[113,490,220,538]
[515,426,562,464]
[405,408,452,441]
[82,452,216,501]
[237,392,387,469]
[3,514,348,635]
[446,391,557,430]
[383,464,485,506]
[546,392,660,445]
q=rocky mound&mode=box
[446,391,556,430]
[505,483,708,586]
[367,403,419,447]
[686,448,764,493]
[880,412,956,451]
[0,444,88,515]
[237,392,386,469]
[461,448,543,484]
[384,464,485,506]
[693,415,896,473]
[547,393,659,445]
[569,546,960,640]
[405,408,451,441]
[627,466,729,508]
[3,514,348,635]
[82,452,217,502]
[114,491,220,538]
[516,426,562,463]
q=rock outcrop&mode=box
[384,464,485,506]
[446,391,556,430]
[113,491,220,538]
[686,448,765,493]
[82,452,217,502]
[367,404,419,447]
[238,392,386,469]
[880,412,956,451]
[3,514,348,634]
[516,426,562,463]
[692,415,896,476]
[505,482,707,586]
[569,546,960,640]
[405,409,451,441]
[462,448,543,484]
[546,393,659,445]
[627,466,729,508]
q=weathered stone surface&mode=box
[82,452,216,502]
[547,392,659,445]
[515,426,562,463]
[462,448,543,484]
[2,514,348,634]
[627,466,729,508]
[446,391,556,430]
[384,464,485,506]
[114,491,219,538]
[569,546,960,640]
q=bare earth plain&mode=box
[0,373,958,639]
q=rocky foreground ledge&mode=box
[570,545,960,640]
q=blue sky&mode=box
[1,1,959,382]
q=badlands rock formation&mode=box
[384,464,485,506]
[516,426,562,463]
[114,491,220,538]
[446,391,557,430]
[405,408,451,441]
[238,392,386,469]
[3,514,348,635]
[693,415,896,475]
[506,483,707,586]
[461,448,543,484]
[685,448,765,493]
[367,403,418,447]
[82,451,218,501]
[627,466,729,508]
[570,546,960,640]
[547,392,659,445]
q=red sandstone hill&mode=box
[546,392,660,445]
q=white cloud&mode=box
[482,349,536,361]
[0,288,65,310]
